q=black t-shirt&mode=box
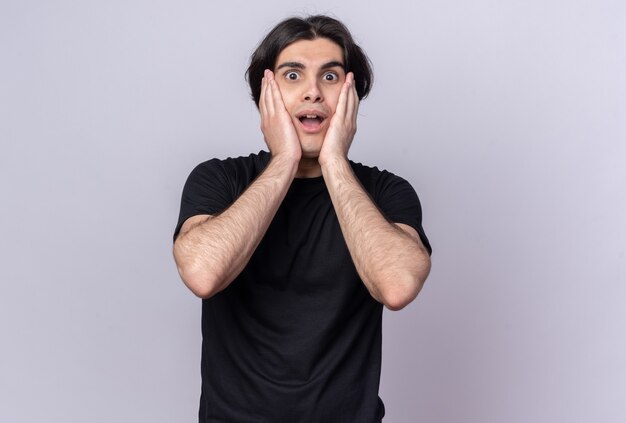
[175,151,431,423]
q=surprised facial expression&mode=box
[273,38,346,158]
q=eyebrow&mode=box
[275,60,345,71]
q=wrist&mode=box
[319,152,349,173]
[270,150,301,175]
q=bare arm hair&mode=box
[173,155,298,298]
[320,157,431,311]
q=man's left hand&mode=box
[318,72,359,166]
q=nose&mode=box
[303,78,323,103]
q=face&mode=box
[273,38,346,158]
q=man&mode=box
[173,15,431,422]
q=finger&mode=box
[268,75,286,114]
[264,70,276,115]
[348,73,359,123]
[259,71,268,116]
[344,73,356,123]
[334,77,350,120]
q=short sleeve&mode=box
[355,165,432,255]
[173,159,235,241]
[173,152,271,241]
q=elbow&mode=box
[380,247,432,311]
[173,224,232,299]
[173,247,222,299]
[176,264,221,299]
[379,264,430,311]
[380,284,420,311]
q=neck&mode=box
[295,157,322,178]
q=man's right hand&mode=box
[260,69,302,162]
[175,70,302,299]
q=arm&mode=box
[319,74,431,310]
[173,70,301,298]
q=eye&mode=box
[285,71,299,81]
[323,72,339,82]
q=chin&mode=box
[300,150,321,160]
[299,143,323,159]
[298,133,326,158]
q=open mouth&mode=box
[296,112,327,133]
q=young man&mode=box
[173,15,431,422]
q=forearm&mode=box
[321,156,431,310]
[174,154,298,298]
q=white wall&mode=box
[1,0,624,422]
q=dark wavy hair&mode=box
[246,15,373,107]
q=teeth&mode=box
[306,115,318,119]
